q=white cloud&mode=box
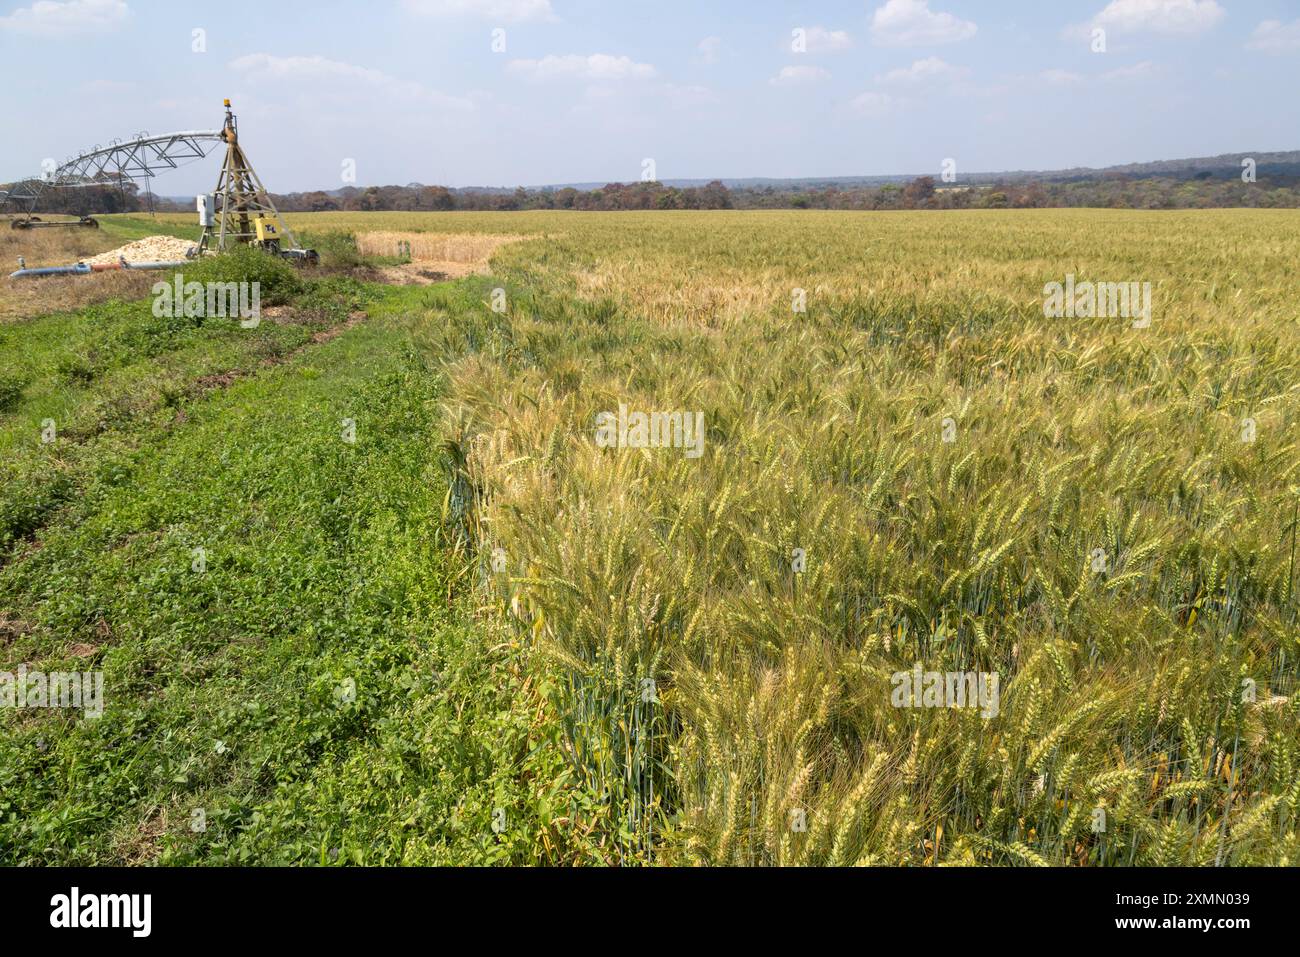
[799,26,853,52]
[663,83,721,107]
[507,53,657,81]
[81,77,136,94]
[0,0,128,35]
[1101,60,1156,80]
[697,36,721,64]
[1035,60,1154,86]
[1247,19,1300,54]
[878,56,965,85]
[849,91,896,117]
[229,54,474,110]
[1090,0,1224,36]
[1040,68,1084,86]
[952,80,1011,98]
[578,85,617,103]
[769,65,831,86]
[870,0,977,47]
[402,0,555,22]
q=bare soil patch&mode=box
[114,807,170,865]
[0,614,33,643]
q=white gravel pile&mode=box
[85,236,199,265]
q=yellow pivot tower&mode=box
[200,99,309,259]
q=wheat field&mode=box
[387,208,1300,865]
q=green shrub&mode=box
[55,353,96,385]
[0,372,28,412]
[298,230,367,270]
[180,245,303,305]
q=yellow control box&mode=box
[253,217,279,243]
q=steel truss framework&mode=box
[202,111,298,253]
[1,130,223,216]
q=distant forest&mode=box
[10,171,1300,217]
[269,174,1300,212]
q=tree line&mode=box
[7,174,1298,217]
[268,175,1299,212]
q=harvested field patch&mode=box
[0,219,119,268]
[357,231,524,284]
[0,226,202,322]
[0,269,159,323]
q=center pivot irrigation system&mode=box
[3,99,315,266]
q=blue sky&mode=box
[2,0,1298,192]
